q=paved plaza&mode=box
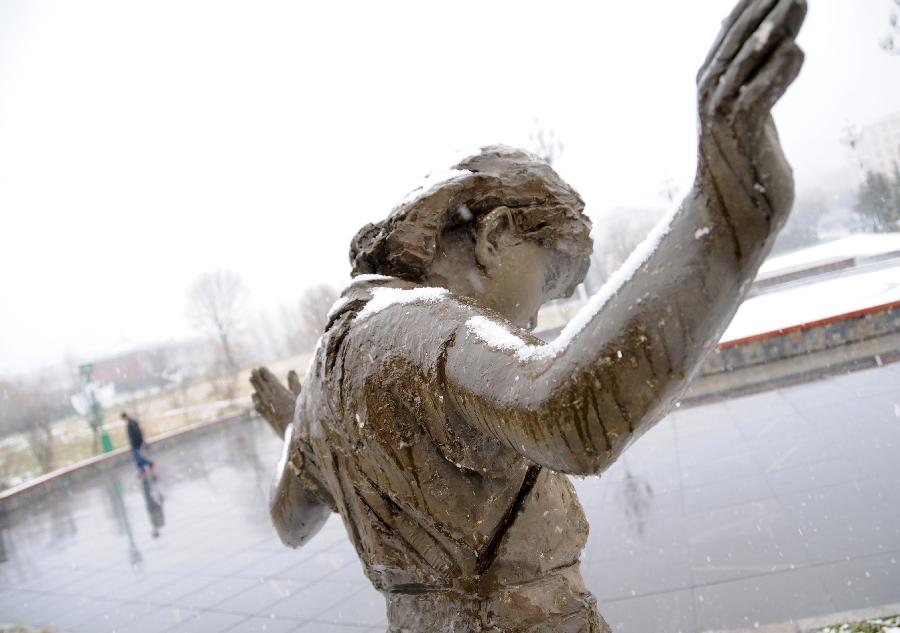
[1,362,899,632]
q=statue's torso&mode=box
[298,280,591,595]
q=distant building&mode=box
[88,339,214,395]
[857,111,900,177]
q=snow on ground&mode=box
[721,262,900,342]
[759,233,900,277]
[816,614,900,633]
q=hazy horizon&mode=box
[2,0,899,377]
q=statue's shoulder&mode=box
[311,276,473,379]
[301,276,466,438]
[333,275,474,331]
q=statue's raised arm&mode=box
[443,0,806,474]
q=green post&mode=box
[79,363,114,453]
[96,400,114,453]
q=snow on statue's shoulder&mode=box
[466,316,528,351]
[357,286,448,320]
[326,296,350,320]
[350,274,396,285]
[465,316,548,361]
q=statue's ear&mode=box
[474,206,512,272]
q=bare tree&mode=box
[246,309,289,362]
[882,0,900,54]
[281,285,339,355]
[529,119,564,166]
[841,122,865,180]
[186,269,249,373]
[0,378,72,474]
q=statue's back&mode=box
[297,278,607,632]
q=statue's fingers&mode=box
[252,366,275,386]
[699,0,770,72]
[253,393,283,435]
[251,371,272,402]
[257,366,284,399]
[252,392,265,416]
[710,0,806,111]
[698,0,779,92]
[249,368,264,395]
[735,40,804,121]
[257,366,277,384]
[287,370,302,397]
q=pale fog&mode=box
[1,0,898,377]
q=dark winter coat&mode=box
[126,418,144,450]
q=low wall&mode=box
[717,600,900,632]
[704,301,900,374]
[687,301,900,403]
[0,411,253,513]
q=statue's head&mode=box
[350,145,592,328]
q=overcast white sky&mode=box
[1,0,899,376]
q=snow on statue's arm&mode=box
[445,0,807,475]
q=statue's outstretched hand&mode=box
[250,367,300,437]
[697,0,806,224]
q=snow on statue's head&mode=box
[349,145,593,298]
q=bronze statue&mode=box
[251,1,806,630]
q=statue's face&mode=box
[485,239,587,328]
[425,214,588,329]
[478,237,552,328]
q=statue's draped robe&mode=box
[294,277,607,633]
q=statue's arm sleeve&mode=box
[445,0,804,475]
[445,182,785,475]
[270,423,334,548]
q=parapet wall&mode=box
[704,301,900,374]
[0,412,251,513]
[688,301,900,403]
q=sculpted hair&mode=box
[349,146,593,288]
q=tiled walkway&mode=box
[2,362,899,632]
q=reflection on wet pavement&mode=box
[1,362,900,632]
[142,478,166,540]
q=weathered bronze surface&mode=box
[251,1,806,630]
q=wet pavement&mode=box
[1,363,899,633]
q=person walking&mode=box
[122,412,155,478]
